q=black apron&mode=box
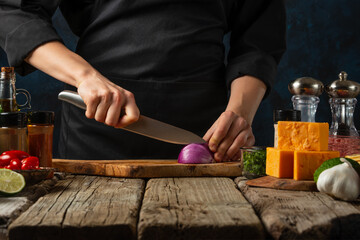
[58,0,229,159]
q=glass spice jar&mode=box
[27,111,54,167]
[0,112,28,153]
[241,146,267,179]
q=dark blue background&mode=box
[1,0,360,157]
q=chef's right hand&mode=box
[23,41,139,127]
[77,71,140,128]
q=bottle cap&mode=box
[273,109,301,123]
[27,111,54,125]
[0,112,27,128]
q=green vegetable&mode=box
[0,168,26,196]
[314,157,360,183]
[243,148,266,177]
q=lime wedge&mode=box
[0,169,26,195]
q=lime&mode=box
[314,157,360,183]
[0,169,26,195]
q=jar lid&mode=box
[28,111,54,124]
[326,72,360,98]
[0,112,27,128]
[273,109,301,123]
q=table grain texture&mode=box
[2,175,360,240]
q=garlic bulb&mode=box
[317,158,360,201]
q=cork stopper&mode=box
[1,67,14,73]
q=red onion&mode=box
[178,143,215,164]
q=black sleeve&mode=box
[226,0,286,98]
[0,0,62,76]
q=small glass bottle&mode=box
[27,111,54,167]
[0,112,28,153]
[0,67,31,113]
[273,109,301,148]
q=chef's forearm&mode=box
[25,41,96,87]
[226,75,266,125]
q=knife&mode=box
[58,90,205,145]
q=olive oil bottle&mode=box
[0,67,31,113]
[0,99,18,113]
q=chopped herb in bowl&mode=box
[241,146,267,179]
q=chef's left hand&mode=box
[203,110,255,162]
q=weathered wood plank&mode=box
[235,177,360,240]
[52,159,242,178]
[8,175,145,240]
[138,177,264,240]
[0,175,60,240]
[1,197,31,240]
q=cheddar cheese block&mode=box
[293,150,340,180]
[277,121,329,151]
[266,147,294,178]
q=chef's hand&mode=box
[203,75,266,162]
[77,72,140,128]
[203,110,255,162]
[24,41,140,128]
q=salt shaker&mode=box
[288,77,324,122]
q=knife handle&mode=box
[58,90,87,110]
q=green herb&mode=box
[243,149,266,177]
[314,157,360,183]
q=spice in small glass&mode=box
[27,111,54,167]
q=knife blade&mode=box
[58,90,205,145]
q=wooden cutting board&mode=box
[246,176,317,191]
[52,159,242,178]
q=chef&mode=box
[0,0,286,161]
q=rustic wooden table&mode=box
[2,174,360,240]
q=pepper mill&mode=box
[326,71,360,157]
[288,77,324,122]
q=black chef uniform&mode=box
[0,0,286,160]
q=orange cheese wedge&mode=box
[277,121,329,151]
[293,150,340,180]
[266,147,294,178]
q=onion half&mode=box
[178,143,215,164]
